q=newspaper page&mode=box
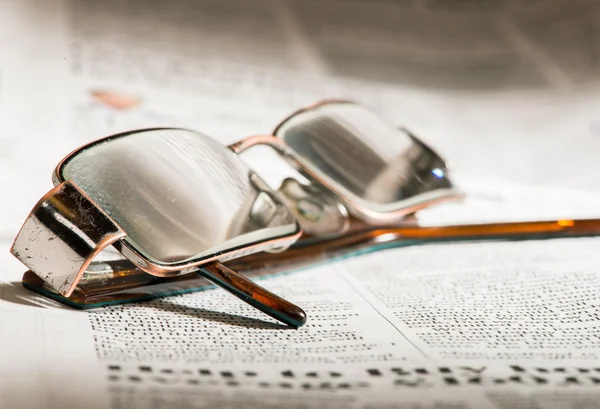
[4,187,600,409]
[1,0,600,408]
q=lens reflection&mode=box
[60,129,298,265]
[275,103,454,215]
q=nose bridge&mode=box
[276,177,350,238]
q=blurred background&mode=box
[0,0,599,237]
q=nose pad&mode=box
[276,178,350,239]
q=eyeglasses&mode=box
[11,100,600,327]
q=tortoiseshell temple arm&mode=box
[199,263,306,329]
[21,217,600,316]
[348,218,600,242]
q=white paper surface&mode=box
[4,215,600,408]
[2,1,600,408]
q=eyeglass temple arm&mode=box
[225,217,600,276]
[197,262,307,328]
[352,218,600,241]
